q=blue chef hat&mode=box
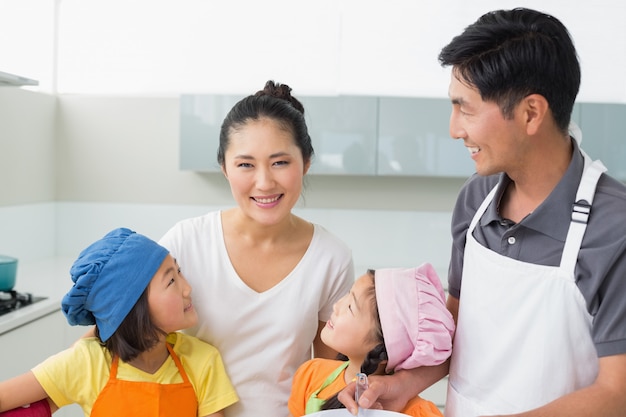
[62,227,169,342]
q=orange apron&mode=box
[91,343,198,417]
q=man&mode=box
[339,8,626,417]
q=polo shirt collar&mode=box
[480,138,585,242]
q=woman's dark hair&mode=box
[217,80,315,167]
[321,270,388,411]
[95,287,166,362]
[438,7,580,133]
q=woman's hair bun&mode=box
[255,80,304,114]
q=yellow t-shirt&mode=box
[32,332,238,416]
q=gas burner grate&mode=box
[0,290,47,316]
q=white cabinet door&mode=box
[0,312,66,380]
[0,311,84,417]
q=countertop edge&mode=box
[0,298,61,335]
[0,257,73,335]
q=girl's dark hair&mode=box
[438,7,579,133]
[321,270,388,411]
[95,288,166,362]
[217,80,315,167]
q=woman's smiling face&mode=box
[222,117,310,225]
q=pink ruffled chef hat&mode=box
[375,263,455,373]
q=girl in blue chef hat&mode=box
[0,227,238,417]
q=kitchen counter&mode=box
[0,257,74,335]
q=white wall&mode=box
[0,87,458,278]
[0,202,453,288]
[3,1,624,101]
[2,0,625,278]
[54,94,465,208]
[0,88,56,205]
[51,0,626,102]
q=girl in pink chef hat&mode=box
[288,264,455,417]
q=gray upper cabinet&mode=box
[179,94,243,172]
[571,102,626,181]
[299,96,378,175]
[180,94,626,180]
[377,97,474,177]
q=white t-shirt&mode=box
[159,211,354,417]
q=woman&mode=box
[159,80,355,417]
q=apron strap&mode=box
[166,342,192,384]
[305,361,350,414]
[467,185,499,234]
[559,156,607,273]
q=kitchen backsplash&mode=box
[0,202,452,288]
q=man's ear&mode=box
[521,93,550,135]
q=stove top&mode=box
[0,290,48,316]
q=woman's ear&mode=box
[221,165,228,179]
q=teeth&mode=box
[467,147,480,155]
[256,196,280,204]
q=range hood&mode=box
[0,71,38,87]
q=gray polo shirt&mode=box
[449,139,626,357]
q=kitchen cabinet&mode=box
[0,310,86,417]
[299,96,378,175]
[179,94,244,171]
[180,94,626,180]
[377,97,473,177]
[571,102,626,181]
[179,94,464,176]
[0,311,66,380]
[180,94,379,175]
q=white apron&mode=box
[445,157,606,417]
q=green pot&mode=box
[0,255,18,291]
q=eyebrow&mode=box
[351,291,360,310]
[160,266,175,282]
[233,151,292,160]
[450,97,465,106]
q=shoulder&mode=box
[60,337,109,360]
[162,211,219,236]
[170,332,220,357]
[588,173,626,234]
[456,173,500,209]
[595,173,626,207]
[307,224,355,288]
[32,337,109,377]
[310,223,352,254]
[452,173,500,230]
[294,358,344,382]
[159,211,221,250]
